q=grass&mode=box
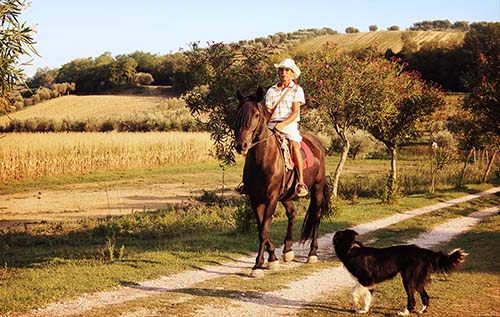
[298,214,500,317]
[55,191,500,317]
[0,185,498,315]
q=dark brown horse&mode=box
[235,87,330,277]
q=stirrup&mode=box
[295,183,309,197]
[235,182,247,195]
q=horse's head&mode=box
[235,86,267,155]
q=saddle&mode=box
[275,133,315,171]
[274,133,315,199]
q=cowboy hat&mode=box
[274,58,301,78]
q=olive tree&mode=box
[183,42,276,165]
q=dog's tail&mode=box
[435,248,468,274]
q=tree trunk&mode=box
[481,149,498,183]
[331,132,350,197]
[429,148,435,194]
[430,173,436,194]
[387,146,398,201]
[458,148,473,188]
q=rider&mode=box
[265,58,308,197]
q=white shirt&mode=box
[265,81,305,122]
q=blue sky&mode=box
[20,0,499,77]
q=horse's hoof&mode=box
[307,255,318,263]
[268,260,280,270]
[283,251,295,262]
[249,269,264,278]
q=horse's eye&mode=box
[254,113,260,118]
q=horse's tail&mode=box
[300,180,330,243]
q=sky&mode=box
[19,0,500,77]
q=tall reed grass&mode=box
[0,132,214,182]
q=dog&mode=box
[332,229,467,315]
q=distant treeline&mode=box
[13,22,498,110]
[0,115,203,133]
[409,20,470,32]
[8,82,75,111]
[25,28,336,96]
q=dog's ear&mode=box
[346,229,359,241]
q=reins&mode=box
[248,128,277,150]
[243,87,291,151]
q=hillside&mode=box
[294,30,465,54]
[0,95,182,126]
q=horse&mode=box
[235,86,330,277]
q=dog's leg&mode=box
[417,288,429,314]
[352,283,372,314]
[352,283,362,312]
[400,274,416,316]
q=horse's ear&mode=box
[256,86,264,101]
[236,90,245,104]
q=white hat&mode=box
[274,58,301,78]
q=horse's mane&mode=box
[236,89,270,129]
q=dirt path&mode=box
[0,179,239,227]
[24,187,500,317]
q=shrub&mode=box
[133,72,154,86]
[234,206,255,233]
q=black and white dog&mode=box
[333,229,467,315]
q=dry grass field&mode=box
[0,132,214,182]
[294,30,465,54]
[0,95,188,125]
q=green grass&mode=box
[59,192,500,317]
[298,214,500,317]
[0,185,497,314]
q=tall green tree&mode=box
[110,55,137,86]
[300,47,372,197]
[0,0,38,115]
[461,22,500,182]
[183,42,275,165]
[363,61,445,201]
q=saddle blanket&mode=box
[283,140,315,171]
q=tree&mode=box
[300,47,373,197]
[183,42,275,165]
[447,109,489,187]
[369,25,378,32]
[362,60,445,201]
[461,22,500,182]
[345,27,359,34]
[110,55,138,86]
[157,52,190,91]
[27,67,58,88]
[133,72,154,86]
[0,0,38,115]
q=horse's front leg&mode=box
[250,200,279,277]
[251,203,266,275]
[281,200,297,262]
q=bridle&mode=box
[236,100,277,150]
